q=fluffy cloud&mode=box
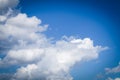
[0,13,48,40]
[0,0,107,80]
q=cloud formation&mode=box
[105,62,120,74]
[0,0,19,14]
[105,62,120,80]
[0,0,107,80]
[96,62,120,80]
[107,77,120,80]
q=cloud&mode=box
[0,0,19,14]
[96,69,120,80]
[107,77,120,80]
[100,62,120,80]
[114,78,120,80]
[0,0,107,80]
[0,0,19,9]
[0,13,48,40]
[105,62,120,74]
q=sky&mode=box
[0,0,120,80]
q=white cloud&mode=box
[104,62,120,80]
[0,0,107,80]
[0,15,7,22]
[105,62,120,74]
[0,14,107,79]
[0,13,48,41]
[6,36,106,80]
[13,64,38,80]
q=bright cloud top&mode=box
[0,0,107,80]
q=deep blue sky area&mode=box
[17,0,120,80]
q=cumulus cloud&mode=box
[0,0,107,80]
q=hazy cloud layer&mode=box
[0,0,107,80]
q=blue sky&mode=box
[20,0,120,80]
[20,0,120,48]
[19,0,120,79]
[0,0,120,80]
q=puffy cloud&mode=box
[13,64,38,80]
[8,37,106,80]
[0,13,48,41]
[13,63,73,80]
[0,15,7,22]
[0,13,107,79]
[0,0,107,80]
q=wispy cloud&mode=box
[107,77,120,80]
[96,62,120,80]
[105,62,120,80]
[105,62,120,74]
